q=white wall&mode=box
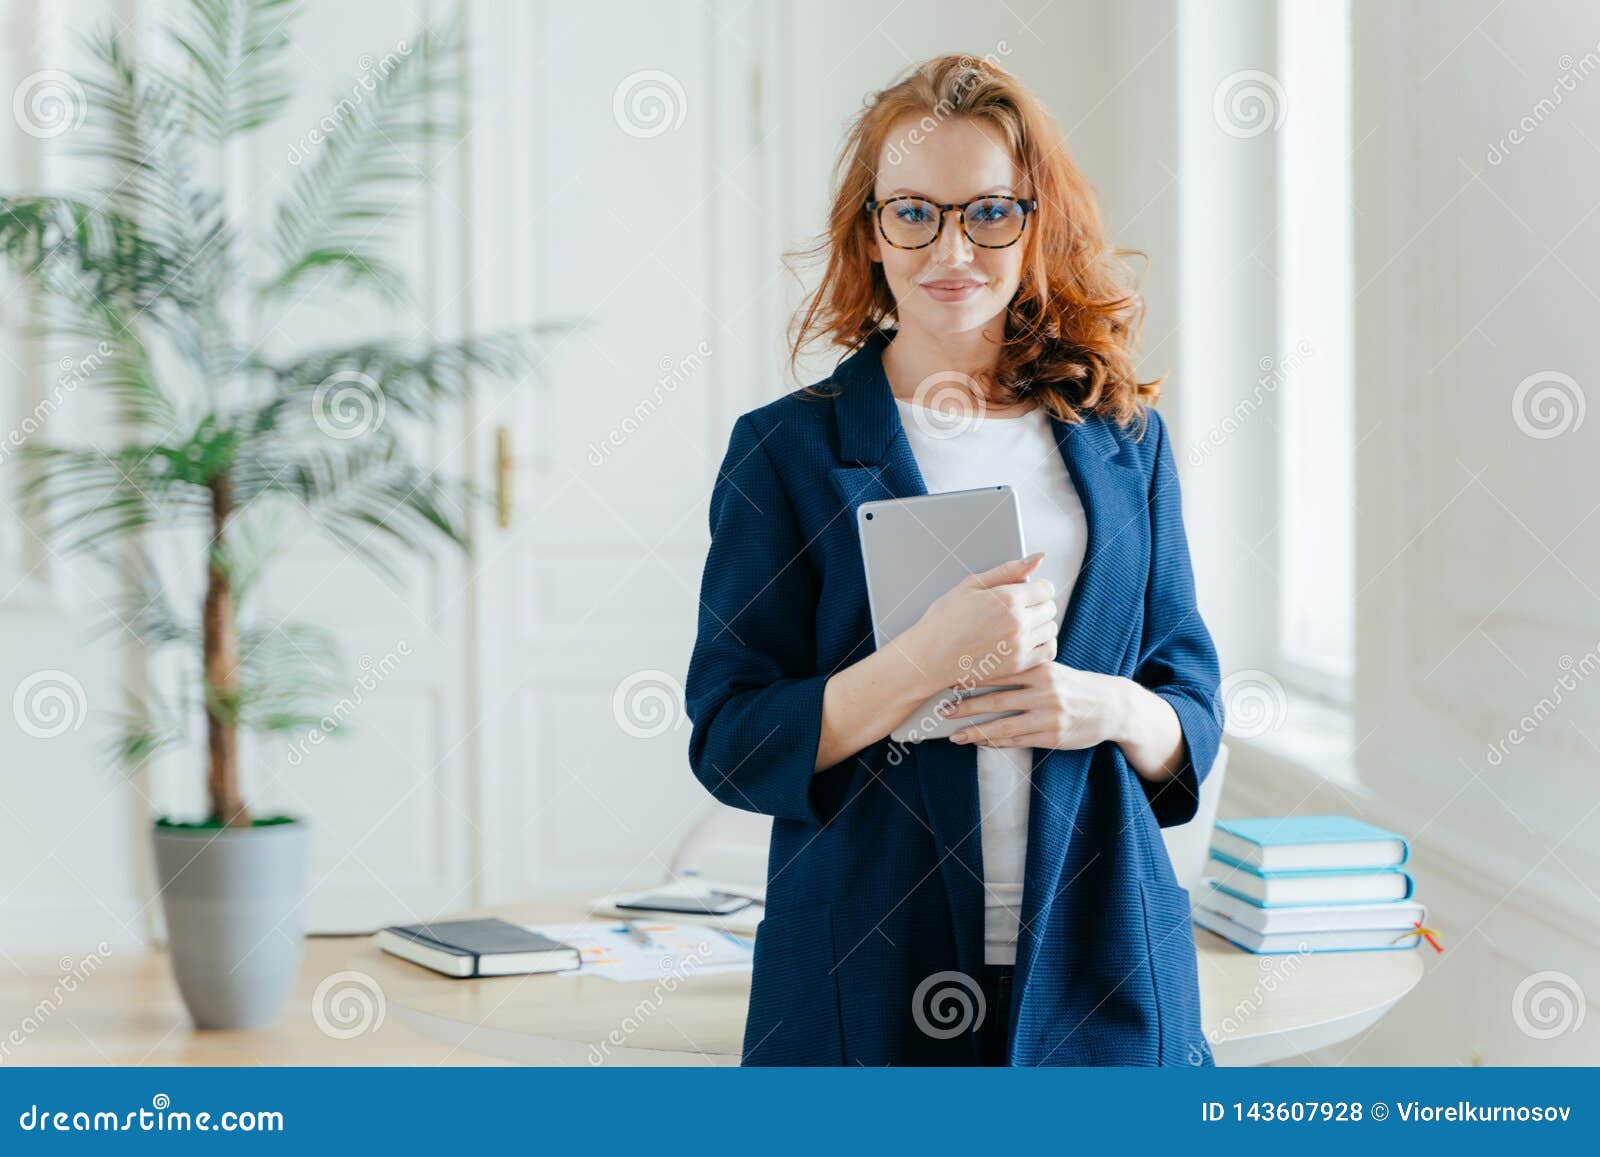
[0,0,154,954]
[1227,0,1600,1064]
[1348,0,1600,1064]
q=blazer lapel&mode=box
[1047,412,1148,686]
[828,332,928,510]
[1012,412,1151,1006]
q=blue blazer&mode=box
[685,331,1224,1066]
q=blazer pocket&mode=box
[741,904,844,1066]
[1138,880,1212,1066]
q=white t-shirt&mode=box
[894,396,1088,965]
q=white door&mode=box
[241,1,482,932]
[462,0,777,905]
[251,0,782,930]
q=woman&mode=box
[685,55,1223,1067]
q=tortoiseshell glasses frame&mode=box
[864,194,1039,250]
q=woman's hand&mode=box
[893,552,1060,692]
[943,662,1129,751]
[815,553,1056,773]
[942,664,1190,783]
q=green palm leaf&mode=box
[235,620,345,733]
[77,29,232,275]
[113,689,190,771]
[254,328,543,419]
[236,435,469,575]
[0,0,544,809]
[263,20,461,303]
[0,195,197,315]
[164,0,298,141]
[20,443,212,553]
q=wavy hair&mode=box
[789,54,1163,430]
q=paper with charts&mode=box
[528,921,753,983]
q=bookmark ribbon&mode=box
[1390,921,1444,953]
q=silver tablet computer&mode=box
[857,485,1028,743]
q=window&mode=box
[1275,0,1355,705]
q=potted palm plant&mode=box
[0,1,542,1028]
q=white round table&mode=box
[363,898,1423,1066]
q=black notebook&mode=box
[377,918,581,978]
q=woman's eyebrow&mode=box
[884,185,1018,199]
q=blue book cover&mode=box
[1212,815,1410,870]
[1192,906,1425,954]
[1208,851,1415,908]
[1207,849,1411,881]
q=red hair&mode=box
[789,53,1163,430]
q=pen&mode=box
[619,919,652,947]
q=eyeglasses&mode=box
[865,194,1038,250]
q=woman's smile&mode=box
[920,277,987,302]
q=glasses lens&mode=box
[963,197,1026,247]
[879,198,941,248]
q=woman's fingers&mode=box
[964,729,1057,749]
[999,599,1057,658]
[950,711,1037,744]
[964,627,1057,682]
[1017,598,1058,628]
[943,686,1026,718]
[1025,621,1059,661]
[1004,578,1056,608]
[968,552,1044,589]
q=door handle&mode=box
[495,425,513,529]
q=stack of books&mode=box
[1194,815,1427,954]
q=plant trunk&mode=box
[204,472,249,828]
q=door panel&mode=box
[466,2,772,901]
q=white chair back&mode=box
[1161,743,1229,892]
